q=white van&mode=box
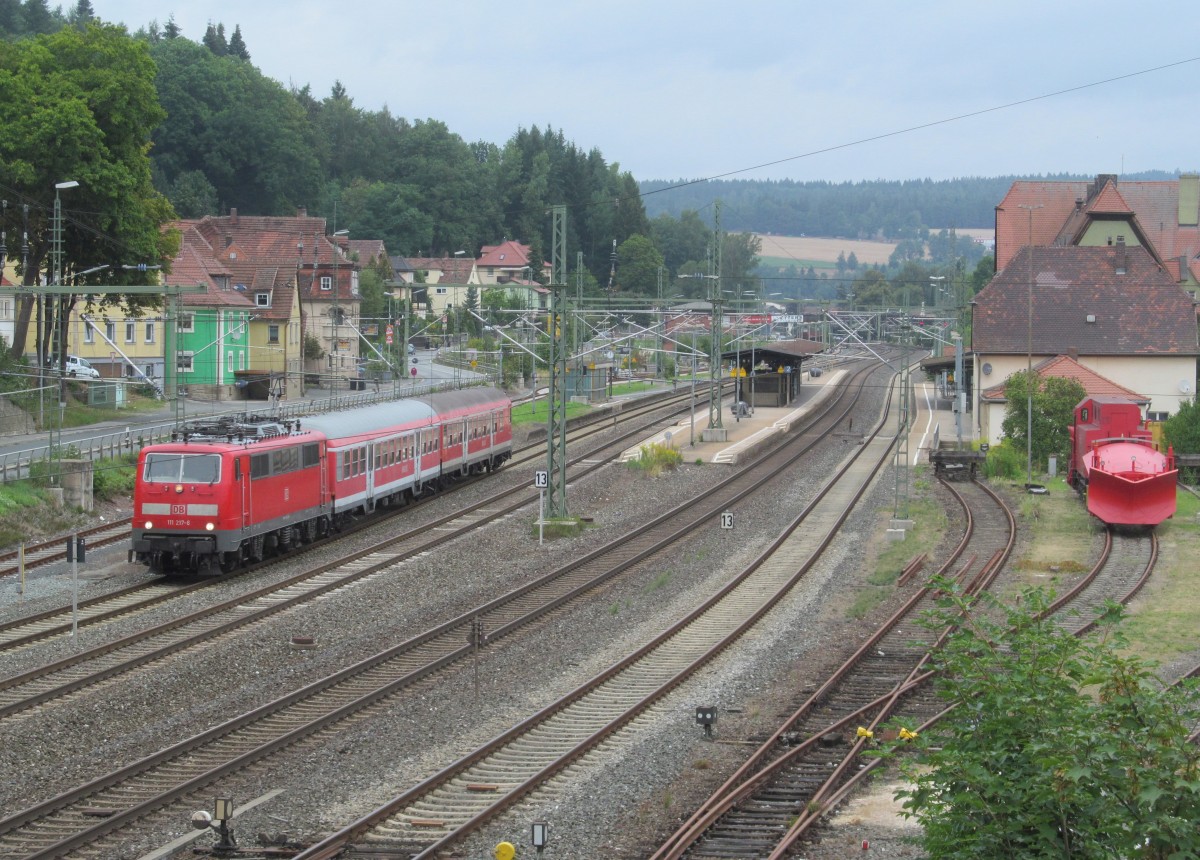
[59,355,101,379]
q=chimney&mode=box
[297,207,307,218]
[1115,236,1127,275]
[1181,255,1189,284]
[1068,347,1079,360]
[1075,197,1084,211]
[229,207,238,223]
[224,233,232,249]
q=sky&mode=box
[93,0,1200,185]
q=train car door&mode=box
[365,442,375,510]
[239,454,251,529]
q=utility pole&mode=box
[708,201,725,437]
[545,205,569,519]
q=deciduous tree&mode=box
[878,584,1200,859]
[1001,371,1086,473]
[0,22,177,358]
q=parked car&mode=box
[53,354,101,379]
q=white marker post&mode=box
[534,470,548,546]
[66,535,85,637]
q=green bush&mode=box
[93,455,138,501]
[983,439,1025,480]
[627,442,683,476]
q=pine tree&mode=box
[68,0,92,26]
[202,21,227,55]
[163,13,180,38]
[228,24,250,60]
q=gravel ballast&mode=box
[1,379,935,858]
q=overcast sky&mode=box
[94,0,1199,184]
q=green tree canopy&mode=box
[880,585,1200,859]
[149,36,320,216]
[615,234,664,296]
[1001,371,1086,474]
[1163,398,1200,454]
[0,22,177,356]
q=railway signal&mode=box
[66,535,86,637]
[696,706,717,738]
[531,820,549,855]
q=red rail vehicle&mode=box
[1067,396,1176,527]
[131,387,511,574]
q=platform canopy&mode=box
[721,338,824,374]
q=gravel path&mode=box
[0,380,937,859]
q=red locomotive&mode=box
[1067,396,1176,527]
[131,387,512,574]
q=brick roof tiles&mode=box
[973,244,1198,357]
[980,354,1149,403]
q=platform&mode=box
[619,371,851,465]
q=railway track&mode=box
[0,386,710,585]
[0,386,708,652]
[653,490,1162,859]
[0,520,131,581]
[0,363,881,858]
[649,478,1016,860]
[283,363,901,859]
[0,385,752,717]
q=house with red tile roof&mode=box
[994,173,1200,296]
[978,354,1150,449]
[169,209,363,397]
[149,223,256,399]
[476,240,545,285]
[971,243,1198,444]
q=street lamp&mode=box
[48,180,78,478]
[929,275,945,309]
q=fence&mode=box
[0,377,470,484]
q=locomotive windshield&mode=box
[143,453,222,484]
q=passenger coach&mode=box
[131,386,512,575]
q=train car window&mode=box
[340,451,350,480]
[303,443,320,469]
[234,459,242,481]
[180,454,220,483]
[1081,407,1089,423]
[271,447,298,474]
[144,452,222,483]
[251,453,270,479]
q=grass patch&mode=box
[851,496,949,619]
[511,399,592,426]
[610,381,656,396]
[1005,475,1098,595]
[643,571,672,594]
[528,517,590,540]
[627,442,683,476]
[1118,487,1200,667]
[0,479,88,547]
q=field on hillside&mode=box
[753,234,896,267]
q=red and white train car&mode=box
[131,387,511,574]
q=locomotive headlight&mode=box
[144,520,154,529]
[175,484,184,494]
[205,522,215,531]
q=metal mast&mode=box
[893,336,911,520]
[708,201,724,433]
[545,205,569,519]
